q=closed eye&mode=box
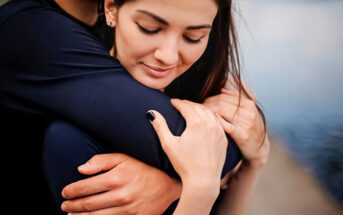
[183,35,203,44]
[136,22,161,34]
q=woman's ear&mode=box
[104,0,118,27]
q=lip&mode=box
[142,63,175,78]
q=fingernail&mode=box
[146,111,155,122]
[78,162,91,171]
[61,189,66,198]
[61,203,68,212]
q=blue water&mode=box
[239,0,343,203]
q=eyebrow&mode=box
[136,10,212,30]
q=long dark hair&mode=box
[96,0,267,139]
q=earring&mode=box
[107,21,112,27]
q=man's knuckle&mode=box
[76,183,88,196]
[83,199,95,211]
[108,175,120,188]
[117,193,131,204]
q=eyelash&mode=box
[183,36,201,44]
[136,22,161,34]
[136,22,202,44]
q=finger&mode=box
[146,110,175,148]
[78,153,128,175]
[216,114,236,135]
[66,206,128,215]
[170,98,199,121]
[61,189,127,212]
[62,170,120,199]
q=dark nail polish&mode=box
[146,111,155,122]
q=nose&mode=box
[154,37,179,66]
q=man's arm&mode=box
[0,7,240,173]
[1,8,184,171]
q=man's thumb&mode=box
[146,110,175,148]
[78,153,127,175]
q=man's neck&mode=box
[54,0,98,26]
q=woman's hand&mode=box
[61,153,182,215]
[148,99,228,214]
[203,87,270,169]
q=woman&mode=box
[43,0,269,214]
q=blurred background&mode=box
[1,0,342,214]
[235,0,343,214]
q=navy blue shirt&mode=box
[0,0,241,213]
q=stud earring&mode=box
[107,21,112,27]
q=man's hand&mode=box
[61,153,182,215]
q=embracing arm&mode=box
[1,8,241,173]
[0,8,182,170]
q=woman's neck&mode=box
[54,0,98,26]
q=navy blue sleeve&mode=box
[43,120,237,214]
[0,7,240,174]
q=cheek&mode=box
[181,42,208,69]
[115,24,153,64]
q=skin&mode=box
[148,99,228,214]
[105,0,217,90]
[53,0,270,214]
[55,0,99,25]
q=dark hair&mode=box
[97,0,267,140]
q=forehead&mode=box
[121,0,218,23]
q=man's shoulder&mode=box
[0,0,57,28]
[1,1,78,29]
[0,0,108,63]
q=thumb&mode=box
[78,153,128,175]
[146,110,175,150]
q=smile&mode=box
[142,63,175,78]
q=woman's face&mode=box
[106,0,218,90]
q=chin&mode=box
[144,81,169,91]
[138,77,172,91]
